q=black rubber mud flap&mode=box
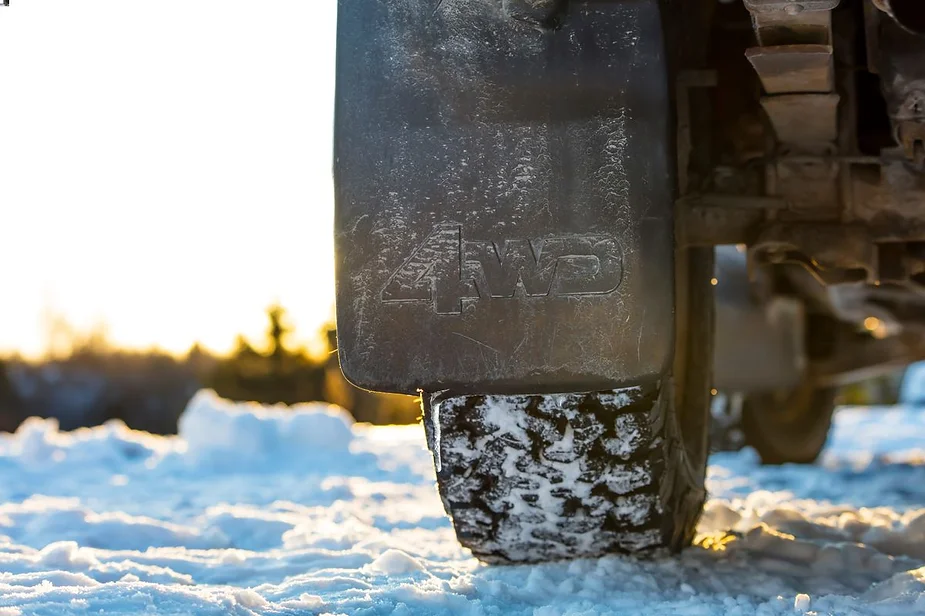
[334,0,675,396]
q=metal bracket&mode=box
[676,70,718,195]
[750,223,877,284]
[812,331,925,387]
[760,93,840,144]
[744,0,839,14]
[746,45,834,94]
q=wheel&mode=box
[740,384,837,465]
[740,314,840,465]
[421,248,715,563]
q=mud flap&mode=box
[334,0,676,395]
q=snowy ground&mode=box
[0,392,923,615]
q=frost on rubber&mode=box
[422,384,706,564]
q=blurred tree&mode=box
[3,347,200,434]
[205,305,326,406]
[2,304,422,435]
[203,306,420,424]
[266,304,291,360]
[232,334,260,362]
[0,358,22,432]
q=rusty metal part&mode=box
[895,89,925,123]
[676,70,719,196]
[851,160,925,240]
[875,15,925,169]
[741,0,845,241]
[751,10,834,46]
[679,159,925,248]
[876,19,925,119]
[824,281,925,335]
[811,331,925,387]
[760,93,840,143]
[898,121,925,167]
[745,0,842,224]
[744,0,839,15]
[772,155,841,214]
[702,0,925,393]
[746,45,834,93]
[678,205,760,248]
[777,154,883,164]
[751,223,877,284]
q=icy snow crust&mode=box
[0,391,923,615]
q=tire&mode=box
[421,248,715,563]
[740,385,837,465]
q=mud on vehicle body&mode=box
[334,0,925,562]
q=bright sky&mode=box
[0,0,337,357]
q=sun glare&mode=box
[0,0,337,358]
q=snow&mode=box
[0,390,923,615]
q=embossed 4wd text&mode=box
[381,224,624,314]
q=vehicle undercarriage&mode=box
[333,0,925,562]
